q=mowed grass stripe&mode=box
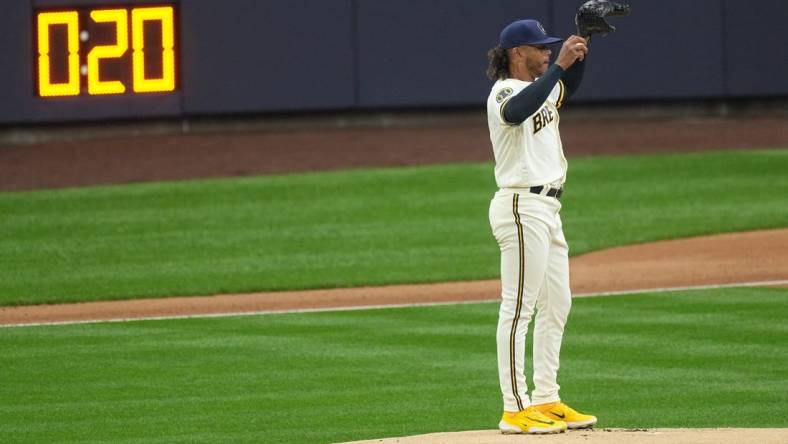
[0,287,785,443]
[1,149,787,306]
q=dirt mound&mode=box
[340,428,787,444]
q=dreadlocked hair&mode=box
[486,46,509,80]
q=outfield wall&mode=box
[2,0,787,125]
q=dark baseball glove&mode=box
[575,0,631,40]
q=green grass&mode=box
[1,149,786,305]
[1,286,786,443]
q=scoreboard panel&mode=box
[35,3,177,98]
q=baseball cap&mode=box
[499,19,563,49]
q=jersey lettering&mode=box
[532,106,555,134]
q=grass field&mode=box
[1,149,786,443]
[1,149,787,306]
[1,287,786,443]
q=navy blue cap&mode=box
[499,19,563,49]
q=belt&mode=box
[530,185,563,199]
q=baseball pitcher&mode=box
[485,1,630,435]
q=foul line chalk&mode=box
[2,279,786,329]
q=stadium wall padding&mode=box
[1,0,786,124]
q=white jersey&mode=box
[486,78,567,189]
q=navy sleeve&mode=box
[561,59,585,100]
[502,64,564,125]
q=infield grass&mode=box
[1,286,786,443]
[1,149,787,305]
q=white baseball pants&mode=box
[488,189,572,412]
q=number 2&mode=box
[88,9,128,95]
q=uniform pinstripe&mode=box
[508,193,526,411]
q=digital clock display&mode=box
[35,3,177,97]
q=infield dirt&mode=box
[341,428,788,444]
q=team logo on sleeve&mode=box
[496,87,514,103]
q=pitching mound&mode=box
[341,428,788,444]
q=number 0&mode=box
[37,12,80,97]
[132,6,176,93]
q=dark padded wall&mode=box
[0,2,34,123]
[1,0,786,124]
[32,0,167,5]
[356,0,549,107]
[552,0,725,100]
[723,0,788,96]
[180,0,355,114]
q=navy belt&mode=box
[529,185,563,199]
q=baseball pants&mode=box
[488,188,572,412]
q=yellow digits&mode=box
[37,6,176,97]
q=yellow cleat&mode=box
[534,401,598,429]
[499,406,567,434]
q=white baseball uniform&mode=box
[487,77,572,412]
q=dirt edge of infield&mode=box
[338,428,788,444]
[1,228,786,326]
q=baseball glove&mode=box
[575,0,631,40]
